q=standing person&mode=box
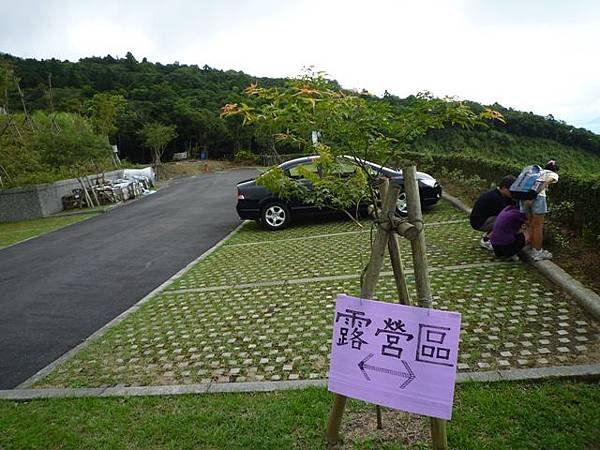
[489,204,528,261]
[469,175,515,250]
[520,160,559,261]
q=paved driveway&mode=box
[0,169,258,389]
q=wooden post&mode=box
[361,179,399,295]
[77,177,94,208]
[430,415,449,450]
[326,178,399,447]
[403,166,431,307]
[403,165,448,450]
[85,176,100,207]
[387,233,412,306]
[381,218,413,429]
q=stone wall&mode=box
[0,170,124,222]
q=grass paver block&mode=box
[36,265,599,388]
[32,200,600,388]
[167,221,489,290]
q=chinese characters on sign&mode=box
[336,309,371,350]
[328,294,462,420]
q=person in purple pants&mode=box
[489,204,529,261]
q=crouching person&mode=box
[469,175,515,250]
[489,204,528,261]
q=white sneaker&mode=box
[479,237,493,251]
[538,249,553,259]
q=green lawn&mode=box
[1,380,598,449]
[0,213,99,248]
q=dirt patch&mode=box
[547,231,600,294]
[437,176,481,207]
[339,406,428,449]
[157,159,261,181]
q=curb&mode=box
[2,364,598,401]
[52,204,121,218]
[441,192,472,215]
[15,221,249,389]
[441,192,600,322]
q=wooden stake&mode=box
[14,77,35,131]
[85,176,100,207]
[430,416,448,450]
[387,233,412,306]
[326,178,399,447]
[403,165,448,450]
[361,179,398,296]
[47,73,55,113]
[77,177,94,208]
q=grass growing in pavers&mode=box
[224,201,466,246]
[29,200,600,389]
[2,381,599,449]
[36,264,599,388]
[0,213,99,248]
[166,221,489,291]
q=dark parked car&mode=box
[236,155,442,230]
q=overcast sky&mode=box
[1,0,599,132]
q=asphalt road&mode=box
[0,169,258,389]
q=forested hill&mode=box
[1,52,599,171]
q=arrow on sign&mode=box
[358,353,416,389]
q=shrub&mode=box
[401,150,600,239]
[234,149,257,162]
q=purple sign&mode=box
[328,294,462,420]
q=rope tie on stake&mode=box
[411,218,424,232]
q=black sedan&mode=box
[236,155,442,230]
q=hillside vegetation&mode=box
[2,52,599,163]
[1,52,599,236]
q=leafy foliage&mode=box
[222,70,501,216]
[0,111,112,187]
[0,52,289,161]
[4,51,598,167]
[138,122,177,177]
[1,50,599,235]
[87,93,126,140]
[256,145,370,219]
[405,150,600,239]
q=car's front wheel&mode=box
[261,202,290,230]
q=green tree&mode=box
[138,122,177,179]
[222,70,503,219]
[0,111,112,187]
[32,111,112,169]
[0,60,14,112]
[87,93,126,143]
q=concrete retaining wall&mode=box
[0,170,124,222]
